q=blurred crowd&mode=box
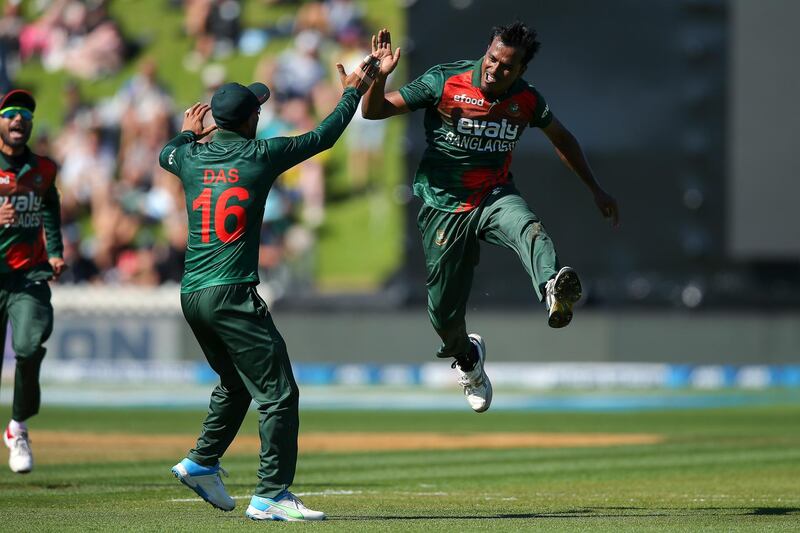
[0,0,387,289]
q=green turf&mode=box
[1,404,799,531]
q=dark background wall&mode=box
[728,0,800,259]
[397,0,797,309]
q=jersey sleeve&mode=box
[265,87,360,175]
[40,158,63,259]
[528,86,553,129]
[158,131,196,176]
[398,64,445,111]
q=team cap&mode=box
[0,89,36,112]
[210,82,270,129]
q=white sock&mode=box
[8,419,27,436]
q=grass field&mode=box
[1,403,799,531]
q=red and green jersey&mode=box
[398,59,552,212]
[0,149,63,276]
[159,88,360,294]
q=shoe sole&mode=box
[467,334,492,413]
[245,505,325,521]
[548,268,582,329]
[9,464,32,474]
[171,466,234,512]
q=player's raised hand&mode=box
[336,54,381,95]
[371,28,401,79]
[593,188,620,228]
[182,103,217,139]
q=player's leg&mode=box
[478,189,581,327]
[0,286,20,474]
[418,204,476,359]
[222,288,326,522]
[173,285,251,511]
[0,288,8,399]
[182,286,253,465]
[4,278,53,473]
[208,285,323,520]
[418,204,492,412]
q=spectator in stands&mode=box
[21,0,127,80]
[270,29,326,101]
[183,0,242,69]
[336,24,386,192]
[2,0,383,293]
[0,0,23,93]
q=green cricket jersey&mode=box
[159,87,361,293]
[398,59,553,213]
[0,148,63,277]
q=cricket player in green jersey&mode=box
[0,89,66,473]
[159,55,379,521]
[363,23,620,413]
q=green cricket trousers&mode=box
[181,283,298,499]
[0,272,53,422]
[418,185,560,360]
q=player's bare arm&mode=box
[542,115,620,227]
[362,28,408,119]
[181,103,217,138]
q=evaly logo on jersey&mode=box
[0,192,44,228]
[456,117,519,140]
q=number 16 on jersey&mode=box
[192,186,250,243]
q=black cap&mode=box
[0,89,36,112]
[210,82,270,129]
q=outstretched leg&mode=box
[478,190,559,301]
[478,189,581,327]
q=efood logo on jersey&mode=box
[454,93,485,107]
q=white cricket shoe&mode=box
[453,334,493,413]
[171,458,235,511]
[545,266,582,328]
[246,491,326,521]
[4,426,33,474]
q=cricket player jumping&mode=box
[362,23,620,413]
[159,56,379,521]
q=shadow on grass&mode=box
[333,507,800,520]
[746,507,799,516]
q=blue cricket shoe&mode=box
[171,458,235,511]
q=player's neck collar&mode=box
[214,129,250,142]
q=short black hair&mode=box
[489,21,541,65]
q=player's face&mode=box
[480,37,527,97]
[0,109,33,149]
